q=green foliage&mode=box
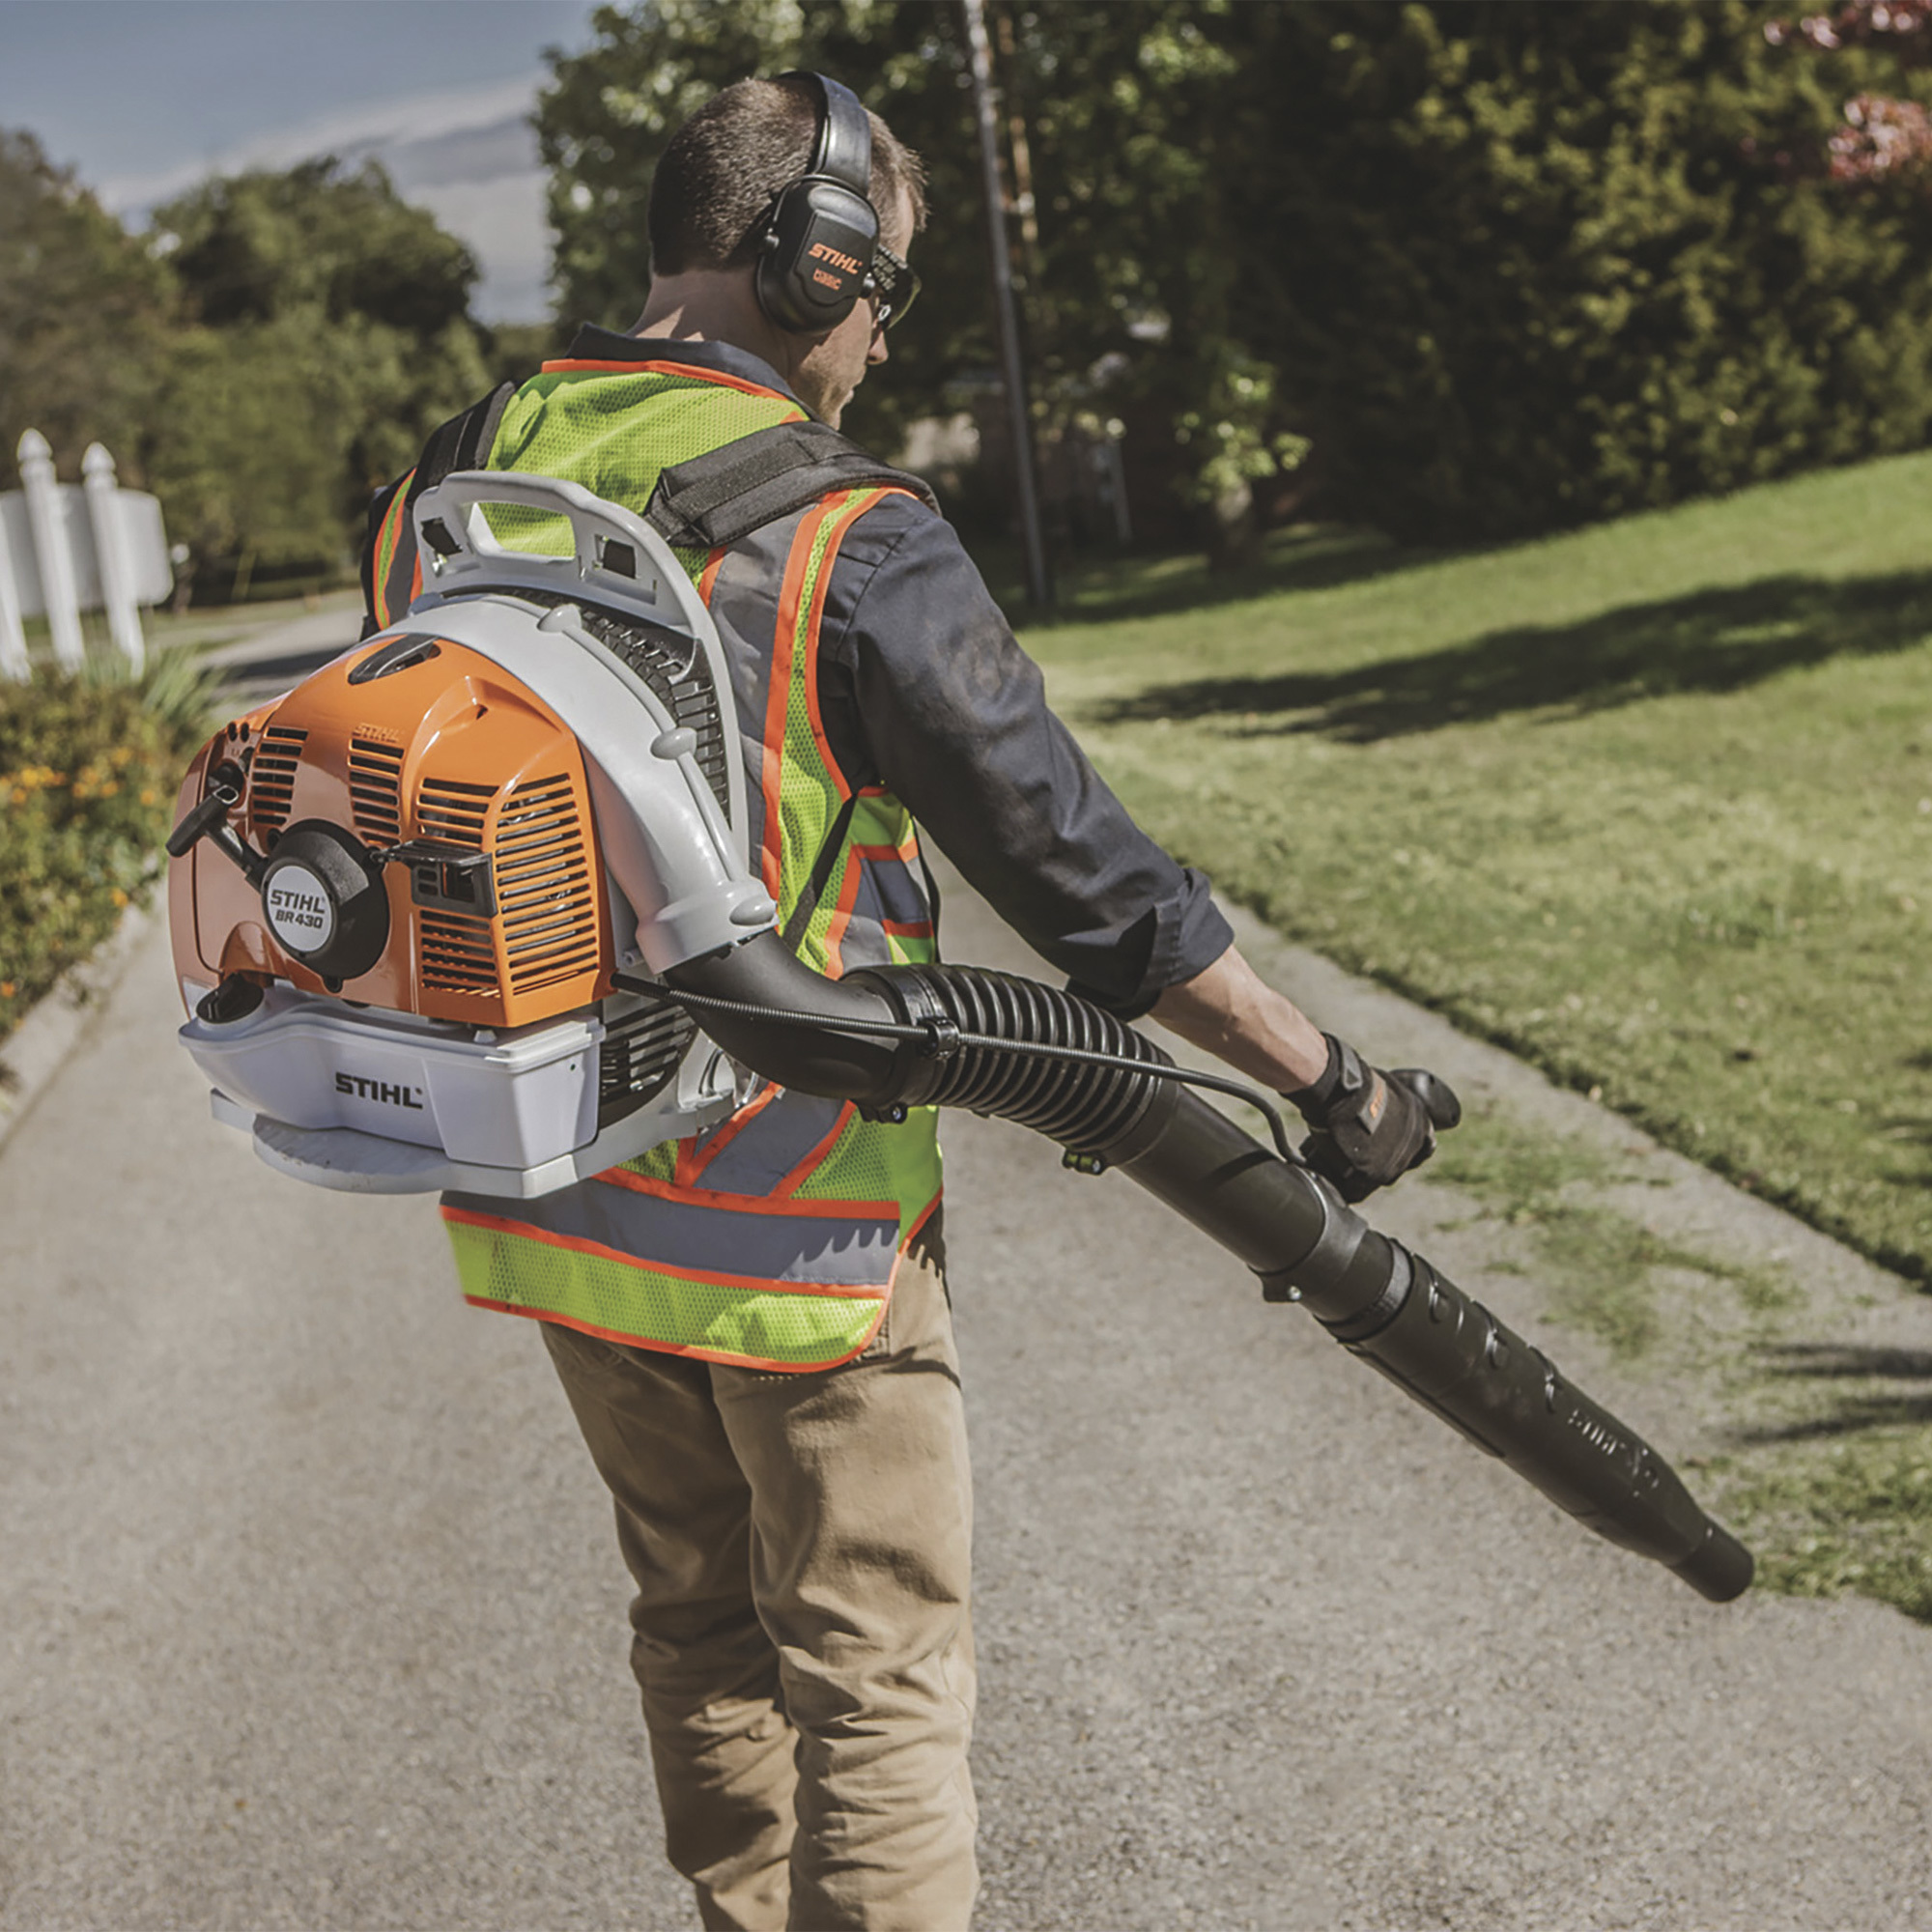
[0,656,217,1041]
[1227,0,1932,538]
[0,130,178,482]
[0,134,496,601]
[539,1,1932,544]
[1720,1430,1932,1620]
[156,157,477,340]
[145,159,492,586]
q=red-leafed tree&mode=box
[1768,2,1932,177]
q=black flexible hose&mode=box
[618,967,1299,1162]
[645,932,1752,1604]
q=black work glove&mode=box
[1286,1034,1460,1203]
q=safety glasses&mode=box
[869,241,921,330]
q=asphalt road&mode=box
[4,853,1931,1929]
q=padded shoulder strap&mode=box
[421,375,514,483]
[645,420,939,549]
[361,382,517,634]
[421,380,518,491]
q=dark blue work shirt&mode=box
[568,327,1234,1015]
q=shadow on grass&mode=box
[1738,1343,1932,1442]
[976,526,1465,630]
[1092,569,1932,741]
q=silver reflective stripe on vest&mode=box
[446,1178,898,1287]
[685,1089,850,1197]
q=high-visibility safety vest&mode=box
[401,356,943,1372]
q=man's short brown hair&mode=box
[647,76,927,277]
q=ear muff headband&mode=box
[753,71,882,335]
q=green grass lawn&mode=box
[1007,452,1932,1283]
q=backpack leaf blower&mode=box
[166,473,1752,1605]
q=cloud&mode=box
[101,73,557,324]
[415,172,556,326]
[99,73,544,213]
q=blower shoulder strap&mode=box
[645,420,939,551]
[421,380,519,489]
[361,381,518,634]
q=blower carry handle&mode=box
[410,470,720,658]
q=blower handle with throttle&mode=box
[619,931,1753,1605]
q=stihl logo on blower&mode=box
[163,471,1753,1607]
[266,875,331,944]
[333,1073,424,1111]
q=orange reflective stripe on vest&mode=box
[437,363,941,1372]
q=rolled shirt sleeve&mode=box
[814,497,1233,1016]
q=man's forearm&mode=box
[1148,944,1329,1094]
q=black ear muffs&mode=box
[753,71,881,335]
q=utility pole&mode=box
[961,0,1051,610]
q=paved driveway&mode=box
[3,872,1929,1930]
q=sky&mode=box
[0,0,604,321]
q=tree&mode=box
[0,130,177,480]
[536,1,1932,550]
[147,158,492,589]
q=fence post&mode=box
[0,514,27,681]
[17,430,85,673]
[82,442,145,673]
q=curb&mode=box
[1209,892,1925,1343]
[0,899,155,1156]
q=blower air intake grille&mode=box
[597,1003,698,1127]
[409,772,602,1007]
[415,775,492,849]
[249,725,307,834]
[419,911,496,994]
[524,590,730,816]
[348,736,404,845]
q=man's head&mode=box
[637,76,927,427]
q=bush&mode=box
[0,655,218,1043]
[1228,0,1932,540]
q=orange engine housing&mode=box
[170,634,615,1031]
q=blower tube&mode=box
[637,933,1752,1605]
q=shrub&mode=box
[0,656,217,1043]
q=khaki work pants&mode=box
[541,1219,978,1932]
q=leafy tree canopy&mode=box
[537,0,1932,545]
[143,158,491,584]
[153,156,479,340]
[0,130,177,479]
[0,138,494,591]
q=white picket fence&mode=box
[0,430,173,680]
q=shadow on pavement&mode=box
[1091,569,1932,740]
[1738,1342,1932,1443]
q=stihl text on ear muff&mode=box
[753,71,881,334]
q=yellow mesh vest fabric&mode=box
[446,1213,891,1369]
[440,376,941,1371]
[484,360,806,574]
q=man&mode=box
[365,73,1443,1932]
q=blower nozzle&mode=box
[641,933,1752,1605]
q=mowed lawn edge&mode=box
[1011,451,1932,1286]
